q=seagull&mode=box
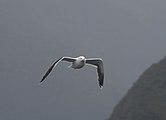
[40,56,104,88]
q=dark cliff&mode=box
[109,57,166,120]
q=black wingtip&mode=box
[40,76,45,83]
[40,79,43,83]
[38,79,44,86]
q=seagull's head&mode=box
[79,56,86,62]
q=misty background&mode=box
[0,0,166,120]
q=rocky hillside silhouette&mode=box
[109,57,166,120]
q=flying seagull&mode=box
[40,56,104,88]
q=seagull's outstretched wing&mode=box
[85,58,104,88]
[40,57,76,83]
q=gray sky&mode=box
[0,0,166,120]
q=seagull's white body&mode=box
[70,56,86,69]
[41,56,104,88]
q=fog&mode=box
[0,0,166,119]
